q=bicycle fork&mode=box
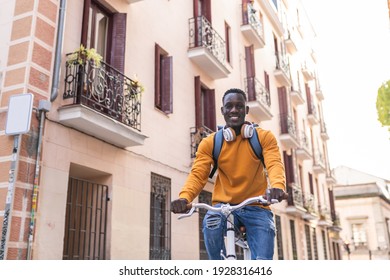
[221,213,251,260]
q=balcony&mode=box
[245,77,273,122]
[190,126,212,158]
[302,193,318,220]
[317,205,333,227]
[124,0,143,3]
[286,184,307,217]
[290,85,305,106]
[279,114,299,149]
[315,87,324,101]
[285,29,298,54]
[295,130,312,161]
[274,53,291,87]
[326,171,337,185]
[59,57,147,148]
[241,3,265,49]
[329,212,342,232]
[307,102,320,126]
[258,0,284,37]
[188,16,231,79]
[301,61,315,81]
[320,122,329,141]
[313,150,326,174]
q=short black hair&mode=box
[222,88,247,104]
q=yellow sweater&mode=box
[179,128,286,205]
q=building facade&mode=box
[333,166,390,260]
[0,0,341,260]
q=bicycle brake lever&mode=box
[177,207,196,220]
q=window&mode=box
[312,227,318,260]
[275,215,284,259]
[351,223,367,248]
[290,220,298,260]
[155,44,173,114]
[305,224,312,260]
[81,1,127,73]
[150,173,171,260]
[321,230,328,260]
[194,76,216,131]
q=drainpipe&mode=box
[26,0,66,259]
[26,101,50,260]
[50,0,66,102]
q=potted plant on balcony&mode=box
[130,75,145,95]
[67,44,103,66]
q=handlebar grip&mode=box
[186,204,193,210]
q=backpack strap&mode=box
[209,129,223,178]
[209,127,265,178]
[249,128,265,168]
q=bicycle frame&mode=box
[178,195,278,260]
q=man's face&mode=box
[221,92,249,129]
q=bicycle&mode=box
[178,194,280,260]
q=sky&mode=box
[301,0,390,180]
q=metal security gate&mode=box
[63,177,109,260]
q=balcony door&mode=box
[81,0,126,73]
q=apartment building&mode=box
[0,0,341,260]
[333,166,390,260]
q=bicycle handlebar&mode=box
[178,195,279,220]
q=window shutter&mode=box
[161,56,173,113]
[242,0,250,25]
[305,83,312,113]
[245,45,256,101]
[81,0,91,46]
[155,45,162,109]
[283,152,294,185]
[206,89,216,131]
[278,87,288,133]
[111,13,127,73]
[194,76,201,128]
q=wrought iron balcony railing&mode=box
[287,184,304,208]
[190,126,213,158]
[242,3,264,39]
[279,113,297,138]
[63,56,142,131]
[275,52,291,77]
[189,16,226,67]
[245,77,271,106]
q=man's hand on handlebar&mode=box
[171,198,189,214]
[265,188,288,202]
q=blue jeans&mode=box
[202,205,275,260]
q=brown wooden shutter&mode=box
[194,76,201,128]
[278,87,288,133]
[242,0,249,25]
[204,0,212,23]
[155,45,162,109]
[161,56,173,113]
[308,173,314,195]
[283,152,294,185]
[81,0,91,46]
[245,45,256,101]
[205,89,216,131]
[305,83,312,113]
[110,13,127,73]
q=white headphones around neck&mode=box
[222,122,255,142]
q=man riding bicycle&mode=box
[171,88,287,260]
